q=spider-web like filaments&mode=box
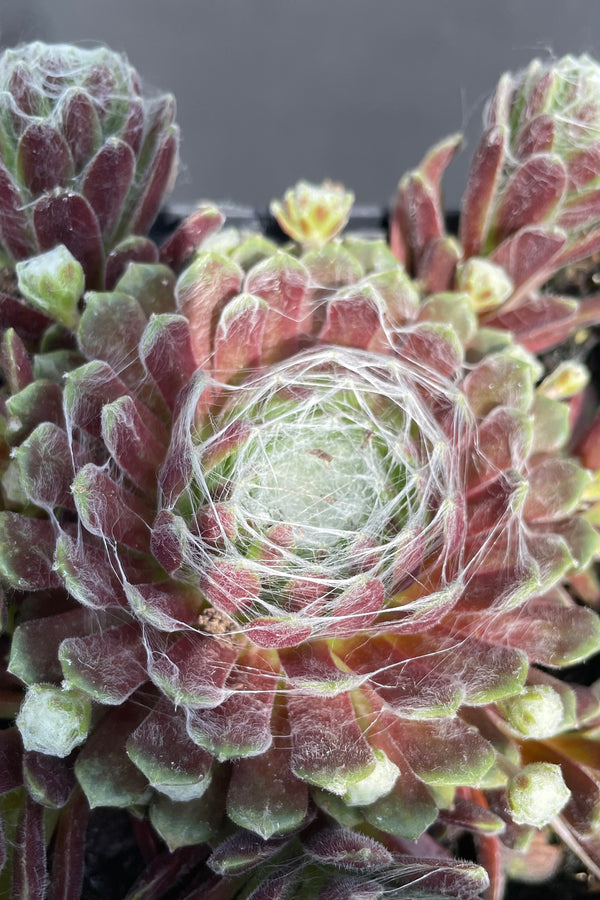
[161,344,476,641]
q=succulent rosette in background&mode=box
[391,53,600,354]
[0,44,599,900]
[0,42,178,289]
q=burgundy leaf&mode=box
[104,235,159,290]
[493,154,567,243]
[303,828,393,870]
[125,581,201,632]
[245,252,312,363]
[47,788,89,900]
[17,122,73,194]
[23,751,75,809]
[5,379,65,444]
[420,133,463,190]
[0,512,61,590]
[101,394,168,494]
[398,173,445,269]
[557,188,600,230]
[159,204,225,271]
[8,63,43,117]
[131,130,178,235]
[1,327,32,393]
[491,226,566,295]
[208,830,289,876]
[55,532,131,611]
[417,235,461,294]
[122,97,145,156]
[78,291,148,388]
[246,617,313,649]
[0,162,34,258]
[148,631,238,709]
[9,607,91,686]
[60,89,101,173]
[175,251,243,368]
[0,727,23,794]
[485,294,579,353]
[13,794,48,900]
[0,293,51,340]
[201,559,261,618]
[186,650,276,758]
[15,422,75,510]
[82,138,136,237]
[59,622,148,704]
[72,463,154,552]
[319,284,386,350]
[567,145,600,189]
[288,691,375,793]
[515,115,556,157]
[323,578,384,637]
[140,314,197,410]
[213,293,268,382]
[33,190,104,289]
[460,125,506,256]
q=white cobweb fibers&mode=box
[164,343,475,637]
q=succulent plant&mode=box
[0,42,179,289]
[391,53,600,354]
[0,44,599,900]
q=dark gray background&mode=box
[1,0,599,210]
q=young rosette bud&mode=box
[391,54,600,352]
[271,180,354,248]
[0,41,179,288]
[1,175,599,898]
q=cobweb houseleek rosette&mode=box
[0,41,179,289]
[1,190,598,891]
[391,53,600,352]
